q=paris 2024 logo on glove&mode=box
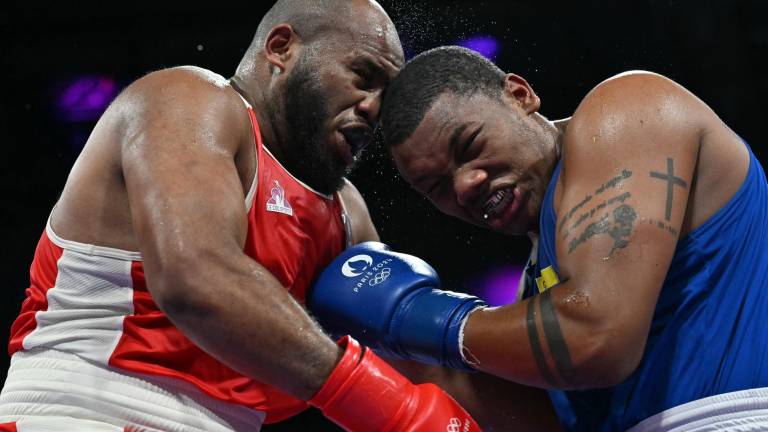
[340,255,393,292]
[341,255,373,277]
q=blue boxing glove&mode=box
[308,242,486,370]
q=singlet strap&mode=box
[231,86,262,209]
[336,184,354,248]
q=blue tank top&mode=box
[524,142,768,431]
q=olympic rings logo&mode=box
[446,418,462,432]
[368,268,391,286]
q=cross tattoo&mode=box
[650,158,687,221]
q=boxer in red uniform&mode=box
[0,1,480,430]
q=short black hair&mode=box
[380,46,506,148]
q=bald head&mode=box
[237,0,399,75]
[253,0,352,48]
[231,0,403,195]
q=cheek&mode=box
[527,187,544,219]
[321,71,357,100]
[427,195,447,212]
[431,195,464,219]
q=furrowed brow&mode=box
[409,122,466,193]
[352,57,390,82]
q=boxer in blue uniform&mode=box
[310,46,768,430]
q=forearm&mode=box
[463,284,631,390]
[156,251,481,429]
[310,242,639,390]
[153,253,341,400]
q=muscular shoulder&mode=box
[339,179,379,244]
[561,71,707,180]
[115,66,247,152]
[566,71,708,147]
[121,66,234,108]
[128,66,232,99]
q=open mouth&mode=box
[482,187,515,219]
[339,126,372,161]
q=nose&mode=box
[454,168,488,208]
[355,89,382,126]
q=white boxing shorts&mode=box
[0,349,265,432]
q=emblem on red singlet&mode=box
[266,180,293,216]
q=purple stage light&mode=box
[477,264,524,306]
[56,75,118,122]
[458,35,501,60]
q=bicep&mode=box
[120,72,248,282]
[557,161,692,325]
[555,89,702,331]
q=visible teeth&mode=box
[483,188,514,218]
[341,129,370,157]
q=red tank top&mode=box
[8,99,349,424]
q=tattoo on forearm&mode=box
[561,192,632,239]
[526,297,558,386]
[650,158,687,221]
[559,169,633,233]
[539,289,576,384]
[568,204,637,254]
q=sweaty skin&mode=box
[392,71,749,389]
[43,4,553,428]
[49,0,403,400]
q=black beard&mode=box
[279,58,351,195]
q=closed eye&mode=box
[353,69,374,89]
[351,58,388,90]
[460,127,482,160]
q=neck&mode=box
[529,113,567,175]
[528,113,569,236]
[551,117,570,160]
[229,74,289,163]
[533,113,568,162]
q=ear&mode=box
[263,24,298,74]
[502,73,541,114]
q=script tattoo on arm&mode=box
[561,192,632,239]
[645,219,679,238]
[559,169,632,235]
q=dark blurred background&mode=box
[1,0,766,429]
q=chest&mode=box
[243,153,346,303]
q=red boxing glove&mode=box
[310,336,480,432]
